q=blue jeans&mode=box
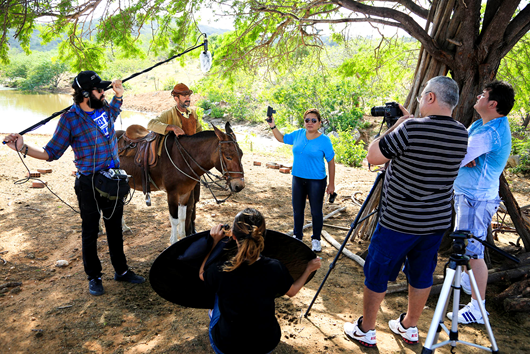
[292,176,326,241]
[208,296,224,354]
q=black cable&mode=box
[12,140,80,214]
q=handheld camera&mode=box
[371,102,403,129]
[266,106,276,123]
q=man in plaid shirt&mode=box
[3,71,145,296]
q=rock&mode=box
[55,260,69,267]
[506,155,521,168]
[327,131,339,139]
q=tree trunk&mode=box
[405,2,530,254]
[499,173,530,251]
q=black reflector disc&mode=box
[149,230,316,308]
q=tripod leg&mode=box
[422,268,457,352]
[448,266,463,351]
[467,269,499,352]
[304,172,385,317]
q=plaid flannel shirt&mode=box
[44,97,122,175]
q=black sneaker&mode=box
[114,270,145,284]
[89,278,104,296]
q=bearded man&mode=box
[3,71,145,296]
[148,83,203,235]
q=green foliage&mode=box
[510,135,530,175]
[498,33,530,115]
[336,37,419,108]
[100,57,153,90]
[266,68,364,131]
[197,73,263,122]
[162,77,175,91]
[2,51,68,91]
[329,131,367,167]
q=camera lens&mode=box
[371,106,385,117]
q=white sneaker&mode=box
[388,313,419,345]
[447,301,488,324]
[311,239,322,252]
[461,272,472,295]
[344,316,377,347]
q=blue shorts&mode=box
[364,224,444,292]
[454,194,500,259]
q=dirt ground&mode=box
[1,92,530,354]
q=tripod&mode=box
[422,230,520,353]
[305,171,384,317]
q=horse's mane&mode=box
[174,130,224,143]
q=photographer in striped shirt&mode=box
[344,76,468,347]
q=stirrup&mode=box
[145,193,151,206]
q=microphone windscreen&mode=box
[200,51,212,73]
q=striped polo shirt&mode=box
[378,115,468,235]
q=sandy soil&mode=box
[1,91,530,354]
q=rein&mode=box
[166,134,243,204]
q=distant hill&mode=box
[8,24,231,52]
[197,24,231,36]
[7,30,63,52]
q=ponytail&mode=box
[223,208,266,272]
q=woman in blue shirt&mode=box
[267,108,335,252]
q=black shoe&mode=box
[114,270,145,284]
[89,278,104,296]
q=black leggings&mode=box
[292,176,326,241]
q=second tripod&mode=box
[422,230,519,353]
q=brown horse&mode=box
[117,122,245,243]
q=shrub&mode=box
[510,135,530,175]
[329,131,367,168]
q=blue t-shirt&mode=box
[86,109,116,169]
[454,117,511,200]
[283,129,335,180]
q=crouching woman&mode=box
[199,208,321,354]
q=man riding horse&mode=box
[148,83,202,234]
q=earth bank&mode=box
[1,90,530,354]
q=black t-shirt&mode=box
[204,256,294,354]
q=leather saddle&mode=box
[119,124,162,206]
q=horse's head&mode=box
[212,122,245,193]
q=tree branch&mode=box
[479,0,520,57]
[301,16,404,29]
[331,0,453,65]
[503,3,530,55]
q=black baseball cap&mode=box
[74,71,111,91]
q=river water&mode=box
[0,87,152,135]
[0,87,284,152]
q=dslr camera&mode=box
[266,106,276,123]
[371,102,403,129]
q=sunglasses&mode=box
[92,87,104,93]
[304,118,318,124]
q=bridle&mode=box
[167,133,244,204]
